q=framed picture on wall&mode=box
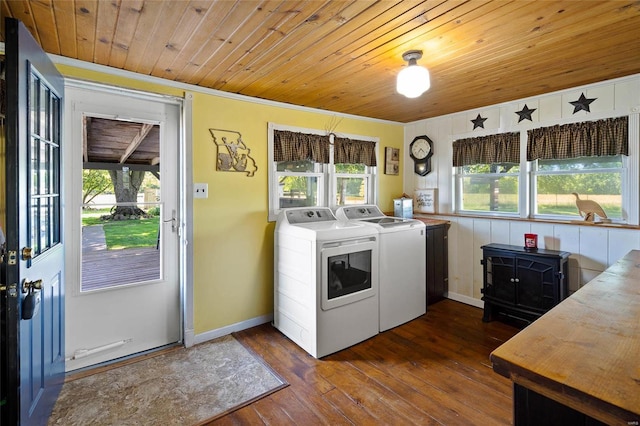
[415,189,437,213]
[384,147,399,175]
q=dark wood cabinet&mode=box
[513,385,605,425]
[481,243,570,326]
[426,223,449,306]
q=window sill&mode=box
[413,212,640,230]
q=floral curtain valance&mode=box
[273,130,330,164]
[527,116,628,161]
[334,137,377,166]
[452,132,520,167]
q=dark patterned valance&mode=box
[527,116,628,161]
[274,130,330,163]
[453,132,520,167]
[334,137,377,166]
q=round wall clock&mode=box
[409,135,434,176]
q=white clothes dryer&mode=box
[335,205,426,331]
[274,207,379,358]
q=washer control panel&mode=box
[285,208,336,224]
[339,205,384,220]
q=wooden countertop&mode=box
[412,216,449,227]
[490,250,640,425]
[381,212,449,227]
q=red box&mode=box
[524,233,538,251]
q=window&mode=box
[276,160,323,209]
[456,163,520,214]
[452,116,630,221]
[532,156,624,219]
[528,116,628,221]
[29,67,61,258]
[335,163,370,205]
[453,132,520,215]
[269,124,378,220]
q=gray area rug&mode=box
[49,335,287,425]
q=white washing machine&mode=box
[335,205,426,331]
[274,207,379,358]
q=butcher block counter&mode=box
[490,250,640,425]
[412,215,449,227]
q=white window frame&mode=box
[333,169,372,207]
[268,122,378,221]
[530,156,628,222]
[451,114,639,224]
[454,163,521,217]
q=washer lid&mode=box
[337,205,422,226]
[276,207,377,240]
[361,217,415,227]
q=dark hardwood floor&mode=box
[213,300,520,425]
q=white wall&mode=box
[432,214,640,307]
[405,74,640,306]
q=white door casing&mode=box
[64,85,182,371]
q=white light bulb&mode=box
[396,64,430,98]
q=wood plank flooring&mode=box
[81,224,160,290]
[215,300,519,425]
[81,247,160,290]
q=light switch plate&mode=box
[194,183,208,199]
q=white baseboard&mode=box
[193,313,274,345]
[445,292,484,309]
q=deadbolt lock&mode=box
[22,247,33,260]
[0,283,18,297]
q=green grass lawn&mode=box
[462,194,621,217]
[537,203,621,217]
[82,208,111,226]
[83,209,159,249]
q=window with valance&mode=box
[334,137,377,166]
[527,116,628,161]
[529,116,628,220]
[453,132,520,167]
[453,132,521,214]
[274,130,330,163]
[269,126,378,220]
[273,130,377,166]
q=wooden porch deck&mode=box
[82,225,160,291]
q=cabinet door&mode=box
[515,256,559,312]
[426,225,448,305]
[484,254,516,305]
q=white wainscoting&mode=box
[434,215,640,306]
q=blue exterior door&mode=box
[1,17,65,425]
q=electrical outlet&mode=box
[194,183,208,199]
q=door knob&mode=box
[163,209,178,233]
[22,280,42,320]
[22,279,43,294]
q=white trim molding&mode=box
[193,314,274,345]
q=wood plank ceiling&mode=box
[2,0,640,123]
[84,117,160,170]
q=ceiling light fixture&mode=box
[396,50,430,98]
